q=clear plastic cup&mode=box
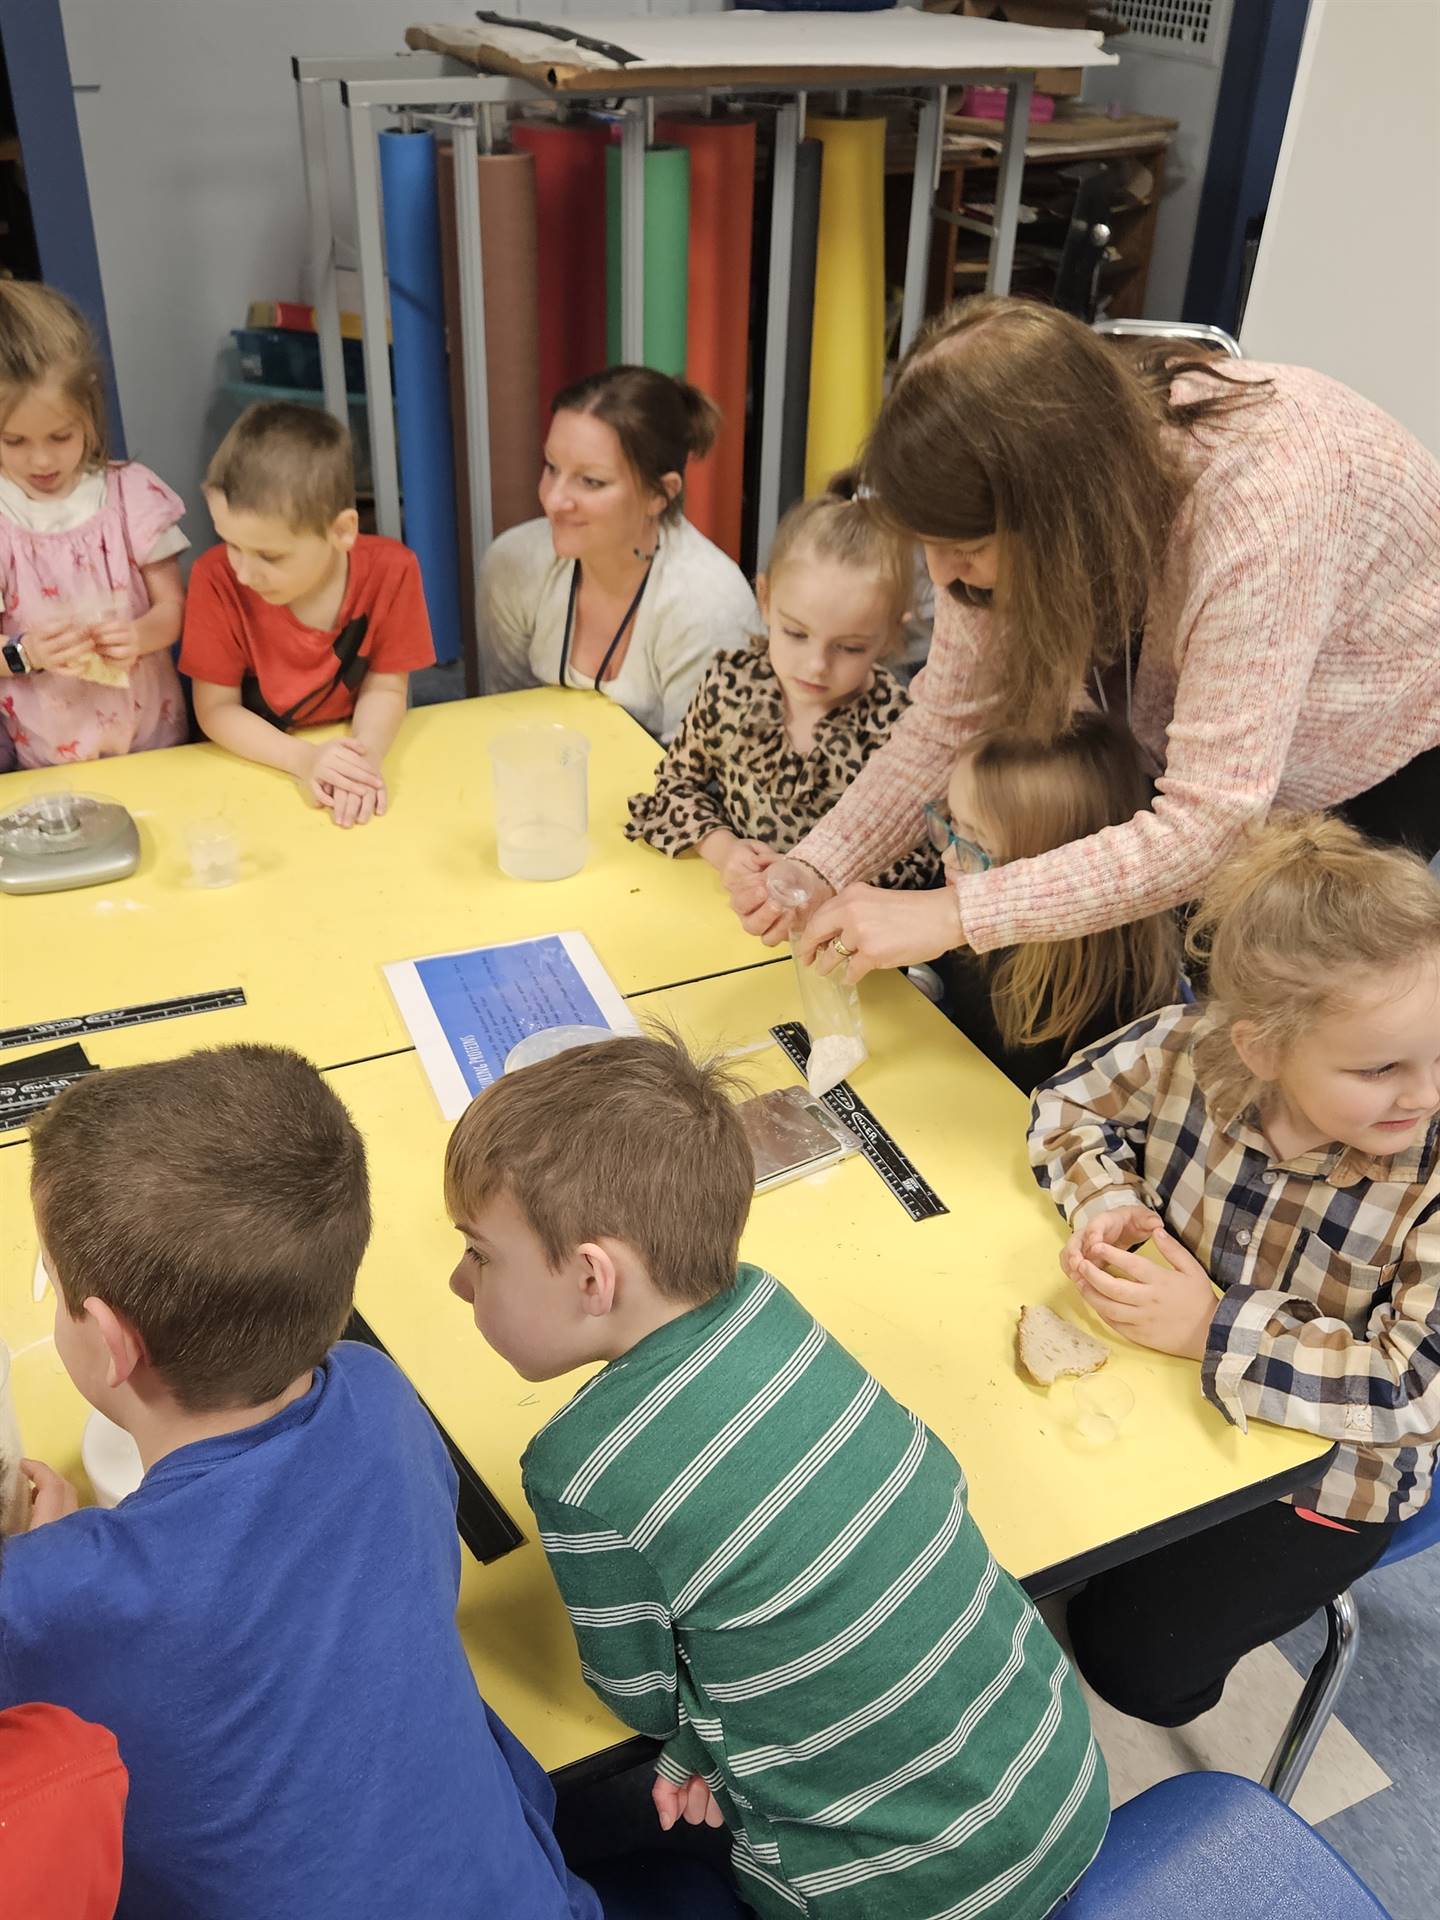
[504,1025,618,1073]
[0,1338,28,1535]
[489,726,590,881]
[187,816,240,889]
[1066,1375,1137,1450]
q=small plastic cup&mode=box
[489,725,590,881]
[0,1339,28,1535]
[1065,1374,1137,1450]
[504,1025,618,1073]
[187,816,240,889]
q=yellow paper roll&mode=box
[804,116,887,496]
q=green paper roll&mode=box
[605,145,690,377]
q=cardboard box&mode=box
[953,0,1118,97]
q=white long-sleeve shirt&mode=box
[477,514,762,741]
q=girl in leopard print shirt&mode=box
[626,488,939,894]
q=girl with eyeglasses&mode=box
[924,713,1179,1089]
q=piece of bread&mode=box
[1017,1304,1110,1386]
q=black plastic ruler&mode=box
[770,1022,948,1222]
[0,988,247,1053]
[345,1311,524,1565]
[0,1067,97,1131]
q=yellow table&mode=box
[324,965,1332,1771]
[0,689,758,1077]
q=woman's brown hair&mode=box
[0,280,109,466]
[863,295,1266,743]
[1188,815,1440,1126]
[967,712,1180,1050]
[551,365,721,525]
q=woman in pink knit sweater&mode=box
[730,298,1440,1044]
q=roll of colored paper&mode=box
[604,144,690,379]
[378,129,461,665]
[655,116,757,561]
[510,119,610,431]
[804,116,887,496]
[781,137,823,519]
[477,153,542,537]
[436,145,541,690]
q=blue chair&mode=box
[1263,1494,1440,1802]
[1063,1772,1391,1917]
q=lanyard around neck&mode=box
[559,558,652,692]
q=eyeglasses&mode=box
[923,802,992,876]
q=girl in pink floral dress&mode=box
[0,282,187,772]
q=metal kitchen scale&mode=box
[0,792,140,895]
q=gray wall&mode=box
[60,0,722,543]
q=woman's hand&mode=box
[1067,1227,1218,1360]
[718,845,822,945]
[22,623,93,677]
[799,883,964,983]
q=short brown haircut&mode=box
[205,400,355,534]
[444,1031,753,1305]
[550,366,720,526]
[31,1046,371,1412]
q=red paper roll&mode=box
[655,117,757,563]
[510,120,611,437]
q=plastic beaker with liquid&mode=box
[489,725,590,881]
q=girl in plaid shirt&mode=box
[1029,815,1440,1726]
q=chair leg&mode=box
[1263,1587,1360,1804]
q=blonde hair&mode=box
[206,400,355,535]
[1188,815,1440,1125]
[764,475,911,651]
[968,713,1180,1050]
[444,1029,754,1306]
[0,281,109,467]
[861,295,1266,743]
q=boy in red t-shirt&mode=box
[182,403,435,826]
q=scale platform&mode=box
[0,793,140,895]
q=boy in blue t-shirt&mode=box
[3,1045,603,1920]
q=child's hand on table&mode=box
[652,1773,726,1831]
[21,622,93,678]
[1067,1225,1219,1361]
[303,738,388,828]
[20,1458,80,1529]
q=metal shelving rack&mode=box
[293,46,1046,584]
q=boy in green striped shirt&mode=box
[445,1034,1106,1918]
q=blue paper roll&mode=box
[379,130,461,666]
